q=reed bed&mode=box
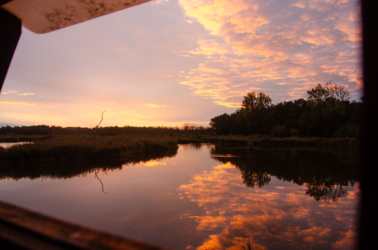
[0,135,53,142]
[0,135,178,165]
[249,137,358,148]
[177,135,358,149]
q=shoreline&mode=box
[0,135,358,165]
[0,135,178,166]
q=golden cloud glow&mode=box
[18,93,35,96]
[143,161,167,167]
[187,40,230,57]
[2,90,17,95]
[0,101,36,106]
[153,0,170,5]
[178,0,362,105]
[132,113,149,119]
[144,103,167,108]
[179,161,359,249]
[121,110,135,114]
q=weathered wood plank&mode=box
[0,200,170,250]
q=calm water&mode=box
[0,144,360,250]
[0,141,32,149]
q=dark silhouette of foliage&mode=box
[211,146,359,203]
[0,124,214,137]
[210,83,362,138]
[307,81,350,103]
[242,92,272,111]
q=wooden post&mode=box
[0,3,21,92]
[0,201,170,250]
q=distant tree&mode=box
[242,92,272,111]
[207,82,359,137]
[209,113,232,135]
[307,81,350,104]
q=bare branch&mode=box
[95,110,107,129]
[95,169,107,194]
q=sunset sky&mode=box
[0,0,362,128]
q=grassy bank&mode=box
[0,135,178,165]
[0,135,54,142]
[249,137,358,148]
[0,148,177,180]
[177,135,358,149]
[0,134,358,165]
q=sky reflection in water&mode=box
[0,144,359,250]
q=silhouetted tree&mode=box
[307,81,350,104]
[209,82,361,137]
[242,92,272,111]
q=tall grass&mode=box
[0,135,178,165]
[0,147,177,180]
[249,137,358,148]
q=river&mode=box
[0,143,360,250]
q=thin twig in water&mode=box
[95,169,107,194]
[95,110,107,128]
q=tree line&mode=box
[210,82,362,138]
[211,145,359,203]
[0,123,212,136]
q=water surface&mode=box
[0,141,32,149]
[0,144,359,250]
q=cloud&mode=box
[332,230,357,249]
[179,161,359,249]
[132,113,149,119]
[152,0,170,5]
[142,161,167,167]
[178,0,362,106]
[1,90,18,95]
[121,110,135,114]
[0,101,58,109]
[186,39,230,57]
[0,101,36,106]
[144,103,167,108]
[18,93,35,96]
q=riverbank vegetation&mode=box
[0,123,213,138]
[210,82,362,138]
[0,83,361,164]
[0,135,177,165]
[212,145,359,203]
[0,147,177,180]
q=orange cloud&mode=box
[142,161,167,167]
[2,90,17,95]
[144,103,167,108]
[121,110,136,114]
[152,0,170,5]
[132,113,149,119]
[178,0,362,105]
[187,40,230,57]
[0,101,36,106]
[18,93,35,96]
[178,161,359,249]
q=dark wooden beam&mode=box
[360,0,378,249]
[0,201,170,250]
[0,5,21,93]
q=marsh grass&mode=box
[0,135,53,142]
[0,135,177,165]
[0,133,357,166]
[249,137,358,148]
[177,135,357,149]
[0,147,177,180]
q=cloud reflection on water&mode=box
[179,162,359,250]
